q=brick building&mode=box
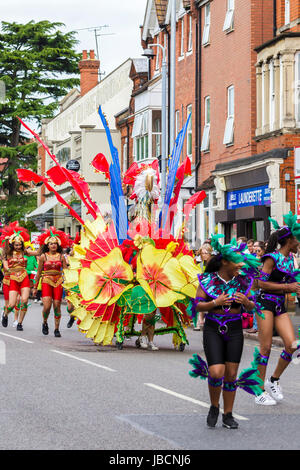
[116,0,199,242]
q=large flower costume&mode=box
[17,107,206,350]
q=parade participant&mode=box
[246,241,266,334]
[1,222,35,331]
[188,235,262,429]
[254,212,300,405]
[33,228,70,337]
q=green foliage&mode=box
[0,192,37,225]
[0,20,80,197]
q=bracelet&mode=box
[212,299,217,307]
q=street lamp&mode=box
[142,44,167,205]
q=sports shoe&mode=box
[207,405,219,428]
[67,316,75,328]
[255,391,277,406]
[13,320,18,328]
[42,322,49,335]
[265,378,283,402]
[139,336,148,349]
[16,323,23,331]
[2,314,8,328]
[148,341,159,351]
[54,329,61,338]
[222,412,239,429]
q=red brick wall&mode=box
[277,0,300,32]
[78,50,100,97]
[256,133,300,213]
[198,0,274,186]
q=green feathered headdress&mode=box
[269,211,300,242]
[210,234,261,271]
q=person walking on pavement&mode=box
[33,228,70,338]
[246,241,266,334]
[254,212,300,406]
[188,235,262,429]
[1,222,36,331]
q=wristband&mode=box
[212,299,217,307]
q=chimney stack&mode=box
[78,49,100,96]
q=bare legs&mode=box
[208,362,239,414]
[42,296,62,336]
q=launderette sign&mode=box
[227,185,271,210]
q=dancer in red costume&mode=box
[33,228,70,337]
[1,222,36,331]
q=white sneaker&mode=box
[265,378,283,402]
[139,336,148,349]
[255,391,277,406]
[12,320,18,328]
[148,341,159,351]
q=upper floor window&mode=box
[187,104,192,157]
[132,112,149,162]
[285,0,290,25]
[188,15,193,51]
[152,110,162,159]
[180,18,185,56]
[223,85,234,145]
[269,60,275,131]
[201,96,210,152]
[295,52,300,125]
[223,0,234,33]
[202,3,211,46]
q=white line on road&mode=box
[144,383,249,421]
[51,349,117,372]
[0,332,34,344]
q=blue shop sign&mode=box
[227,185,271,210]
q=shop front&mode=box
[213,149,290,243]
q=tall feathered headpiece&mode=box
[269,211,300,242]
[0,221,30,245]
[35,227,72,249]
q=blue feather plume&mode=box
[98,106,128,243]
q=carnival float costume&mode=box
[16,107,206,350]
[188,235,263,427]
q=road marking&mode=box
[144,383,249,421]
[51,349,117,372]
[0,332,34,344]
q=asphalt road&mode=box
[0,299,299,451]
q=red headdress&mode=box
[0,221,30,245]
[35,227,72,249]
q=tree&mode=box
[0,20,81,216]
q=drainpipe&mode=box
[273,0,277,37]
[195,3,202,191]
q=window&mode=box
[180,18,184,56]
[133,112,149,162]
[285,0,290,25]
[201,96,210,152]
[202,3,211,46]
[269,60,275,131]
[175,110,180,138]
[122,140,128,172]
[188,15,193,51]
[186,105,192,157]
[223,0,234,32]
[152,110,162,158]
[295,52,300,125]
[223,86,234,145]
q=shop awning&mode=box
[27,191,72,218]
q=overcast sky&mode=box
[2,0,148,77]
